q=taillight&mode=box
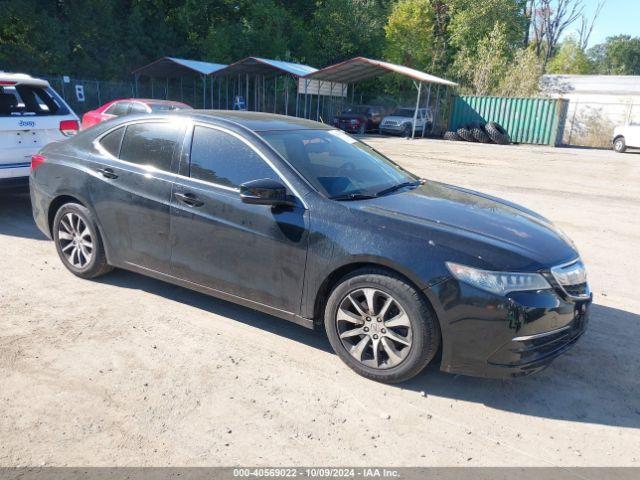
[59,120,79,137]
[0,80,17,86]
[31,154,46,171]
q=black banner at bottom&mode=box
[0,468,638,480]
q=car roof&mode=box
[112,98,188,106]
[174,110,332,132]
[0,72,49,88]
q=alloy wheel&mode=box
[335,288,413,369]
[58,212,93,269]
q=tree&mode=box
[449,0,527,53]
[589,35,640,75]
[547,36,593,73]
[201,0,306,63]
[454,22,511,95]
[529,0,585,66]
[497,46,544,95]
[384,0,441,71]
[0,0,69,74]
[303,0,390,67]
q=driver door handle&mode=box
[174,192,204,207]
[98,167,118,179]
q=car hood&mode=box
[357,181,578,269]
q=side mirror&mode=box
[240,178,292,206]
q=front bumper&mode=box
[427,278,591,379]
[335,122,364,133]
[380,125,406,135]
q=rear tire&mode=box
[613,136,627,153]
[53,203,112,279]
[324,268,440,384]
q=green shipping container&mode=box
[448,95,568,146]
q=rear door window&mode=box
[189,126,278,188]
[0,84,69,117]
[119,122,182,171]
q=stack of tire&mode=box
[443,122,510,145]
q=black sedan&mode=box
[30,111,591,383]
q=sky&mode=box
[572,0,640,47]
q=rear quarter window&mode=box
[99,127,125,157]
[0,84,69,117]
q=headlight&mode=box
[446,262,551,296]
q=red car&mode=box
[81,98,191,129]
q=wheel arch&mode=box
[47,193,113,263]
[47,194,87,236]
[312,259,438,327]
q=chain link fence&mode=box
[36,74,452,137]
[38,75,211,114]
[39,75,136,115]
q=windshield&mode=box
[344,106,369,114]
[392,108,415,117]
[260,129,417,199]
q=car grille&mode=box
[550,260,590,299]
[382,120,400,127]
[563,282,589,297]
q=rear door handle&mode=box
[174,192,204,207]
[98,167,118,179]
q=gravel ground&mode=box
[1,138,639,467]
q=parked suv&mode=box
[380,107,432,137]
[81,98,191,129]
[612,122,640,153]
[0,73,78,190]
[333,105,385,134]
[30,111,590,383]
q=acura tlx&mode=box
[30,111,590,383]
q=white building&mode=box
[540,74,640,147]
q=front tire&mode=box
[403,124,412,138]
[53,203,112,279]
[613,136,627,153]
[324,268,440,383]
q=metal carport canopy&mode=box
[303,56,457,86]
[132,56,227,77]
[212,57,317,77]
[303,57,457,139]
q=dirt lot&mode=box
[1,138,639,467]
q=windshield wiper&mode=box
[374,180,422,197]
[330,193,378,201]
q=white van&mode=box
[1,73,79,190]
